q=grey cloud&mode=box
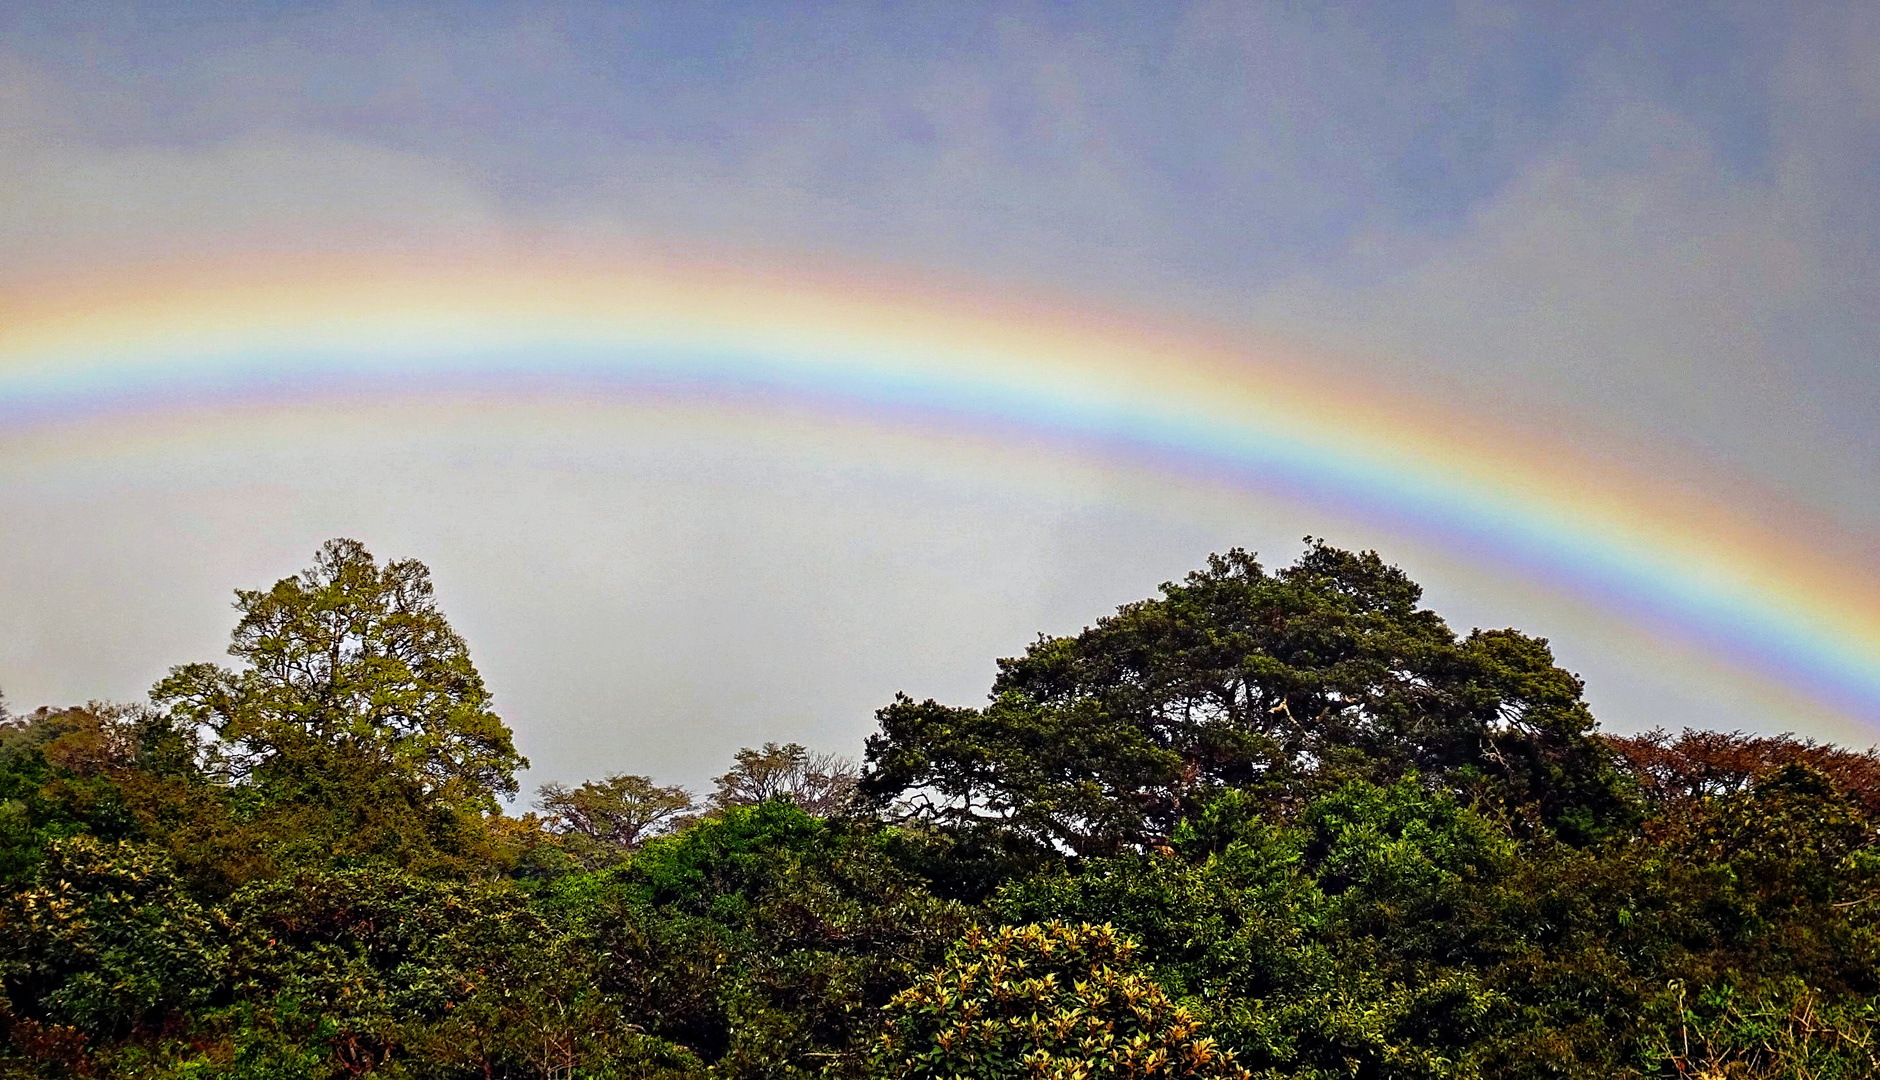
[1241,6,1880,533]
[0,3,1594,289]
[0,128,510,271]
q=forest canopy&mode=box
[3,538,1878,1080]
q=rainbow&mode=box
[3,254,1878,727]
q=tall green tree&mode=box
[860,542,1624,854]
[152,539,526,812]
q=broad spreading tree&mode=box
[860,541,1626,855]
[709,741,859,816]
[538,773,697,854]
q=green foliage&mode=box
[1,836,224,1039]
[152,538,526,812]
[4,539,1877,1079]
[994,782,1506,1080]
[537,772,698,866]
[0,703,259,912]
[215,740,509,882]
[549,800,972,1078]
[860,542,1627,855]
[215,865,699,1078]
[1300,775,1512,952]
[1645,979,1880,1079]
[996,795,1311,1007]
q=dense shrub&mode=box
[871,922,1249,1079]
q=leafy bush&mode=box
[872,922,1249,1079]
[1,836,224,1038]
[1646,980,1880,1079]
[551,800,971,1078]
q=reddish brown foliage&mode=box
[0,1008,93,1075]
[1604,728,1880,814]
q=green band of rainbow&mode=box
[3,260,1876,727]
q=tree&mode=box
[860,542,1624,854]
[151,539,526,811]
[710,741,859,817]
[862,693,1181,858]
[563,800,971,1076]
[1646,980,1880,1080]
[993,783,1510,1080]
[0,703,216,894]
[0,702,175,778]
[537,773,696,855]
[1606,727,1880,815]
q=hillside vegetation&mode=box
[4,539,1878,1079]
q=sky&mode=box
[2,1,1877,796]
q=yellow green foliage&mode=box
[872,922,1249,1079]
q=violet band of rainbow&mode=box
[2,262,1876,726]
